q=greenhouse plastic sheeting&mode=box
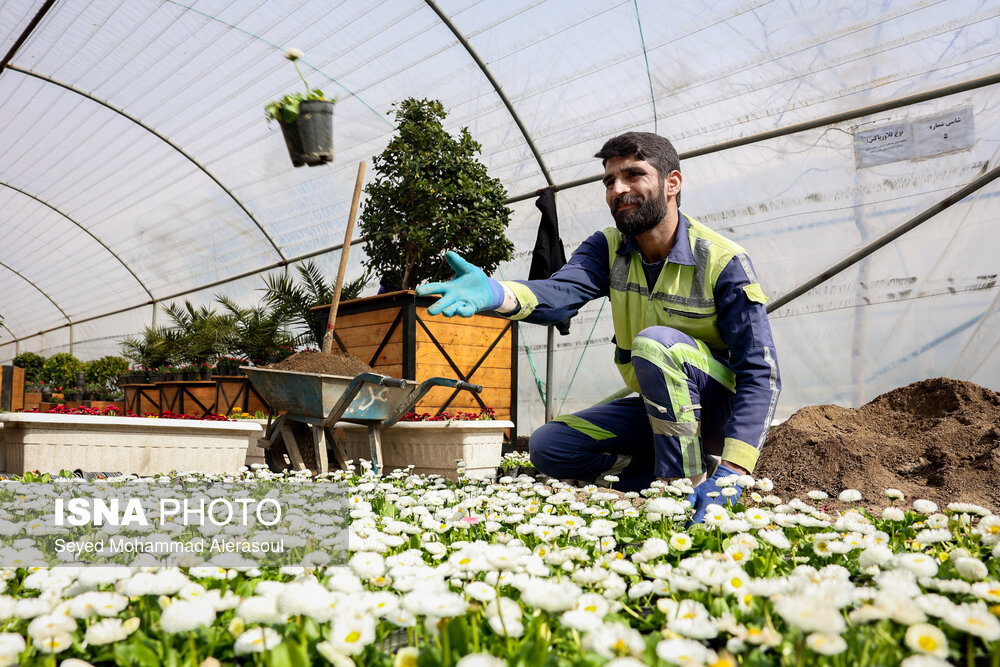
[1,0,998,435]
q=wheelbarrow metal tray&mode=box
[242,367,411,422]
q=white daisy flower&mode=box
[806,632,847,655]
[904,623,948,658]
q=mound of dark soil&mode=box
[755,378,1000,511]
[268,351,374,377]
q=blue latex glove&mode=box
[416,251,505,317]
[686,463,744,524]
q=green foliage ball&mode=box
[13,352,46,384]
[359,98,514,291]
[41,352,83,390]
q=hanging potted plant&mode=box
[265,48,335,168]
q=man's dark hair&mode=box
[595,132,681,206]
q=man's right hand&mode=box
[416,251,505,317]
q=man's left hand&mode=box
[687,463,744,523]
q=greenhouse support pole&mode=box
[545,326,554,422]
[69,324,74,356]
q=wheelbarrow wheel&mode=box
[265,420,319,474]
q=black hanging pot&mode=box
[279,100,334,167]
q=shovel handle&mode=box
[322,161,366,354]
[455,381,483,394]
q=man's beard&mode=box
[611,186,667,236]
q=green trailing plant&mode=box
[41,352,83,390]
[359,97,514,290]
[262,261,368,348]
[13,352,46,384]
[216,295,304,366]
[264,48,335,124]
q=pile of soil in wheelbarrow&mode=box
[269,350,374,377]
[755,377,1000,512]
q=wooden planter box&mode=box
[124,384,160,415]
[0,413,261,475]
[0,366,24,412]
[158,381,217,417]
[23,392,42,412]
[313,291,518,440]
[337,419,513,480]
[214,376,270,417]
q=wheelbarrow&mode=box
[242,367,482,475]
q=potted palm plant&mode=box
[262,260,368,348]
[265,49,335,167]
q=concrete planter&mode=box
[244,418,270,468]
[0,413,261,476]
[337,420,513,480]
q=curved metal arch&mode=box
[424,0,554,188]
[0,181,154,300]
[0,260,70,323]
[1,322,17,341]
[6,65,287,262]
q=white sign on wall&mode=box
[913,107,975,160]
[854,107,975,168]
[854,122,912,168]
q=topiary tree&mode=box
[359,98,514,291]
[41,352,83,390]
[13,352,46,384]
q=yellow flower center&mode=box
[918,636,937,651]
[730,577,742,588]
[612,639,628,655]
[585,605,597,612]
[345,631,361,643]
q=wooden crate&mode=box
[158,381,217,417]
[124,384,160,416]
[0,366,24,412]
[214,377,270,417]
[23,392,42,412]
[314,291,518,439]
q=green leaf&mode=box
[446,615,470,656]
[417,645,444,667]
[114,641,163,667]
[269,639,310,667]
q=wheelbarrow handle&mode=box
[380,376,409,388]
[455,380,483,394]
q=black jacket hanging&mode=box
[528,187,571,335]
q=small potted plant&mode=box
[265,49,335,168]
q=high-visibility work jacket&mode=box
[499,212,781,472]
